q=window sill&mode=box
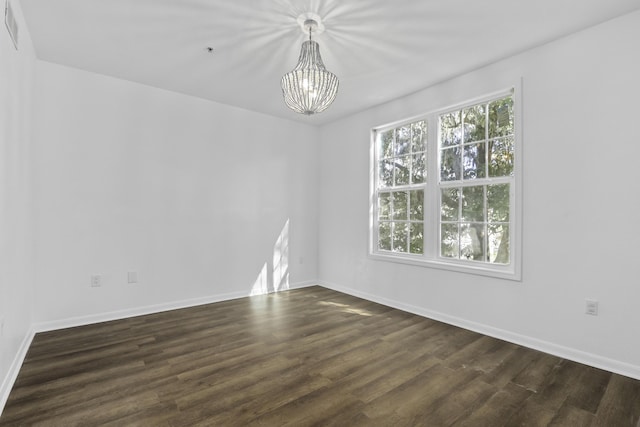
[368,252,521,282]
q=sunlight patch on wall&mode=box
[250,263,269,296]
[273,219,289,292]
[250,219,290,296]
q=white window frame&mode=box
[369,86,522,281]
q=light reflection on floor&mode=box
[317,301,374,317]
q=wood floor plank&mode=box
[416,376,496,426]
[592,374,640,427]
[531,359,611,414]
[347,352,441,404]
[503,399,557,426]
[511,352,563,393]
[548,402,596,426]
[565,365,612,413]
[444,335,516,373]
[362,364,482,420]
[245,385,363,427]
[1,286,639,426]
[453,382,533,427]
[481,345,543,387]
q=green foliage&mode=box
[463,104,486,143]
[437,95,514,264]
[376,119,427,255]
[440,112,461,147]
[375,95,513,263]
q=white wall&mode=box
[0,0,36,409]
[32,61,320,328]
[318,10,640,379]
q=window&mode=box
[377,121,426,254]
[371,89,520,280]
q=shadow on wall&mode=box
[250,219,290,296]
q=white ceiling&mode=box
[20,0,640,125]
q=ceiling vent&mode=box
[4,0,18,50]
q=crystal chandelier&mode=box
[281,18,339,115]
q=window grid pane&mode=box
[373,92,515,272]
[378,121,427,190]
[377,189,424,255]
[436,94,514,265]
[439,95,513,184]
[439,183,510,264]
[375,118,426,255]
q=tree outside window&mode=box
[372,91,517,278]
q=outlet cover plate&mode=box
[127,271,138,284]
[91,275,102,287]
[585,299,598,316]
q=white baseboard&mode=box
[34,281,317,333]
[33,291,248,333]
[0,328,35,417]
[318,280,640,381]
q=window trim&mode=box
[369,84,522,281]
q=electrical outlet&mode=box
[90,275,102,287]
[585,299,598,316]
[127,271,138,284]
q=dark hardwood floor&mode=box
[1,286,639,426]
